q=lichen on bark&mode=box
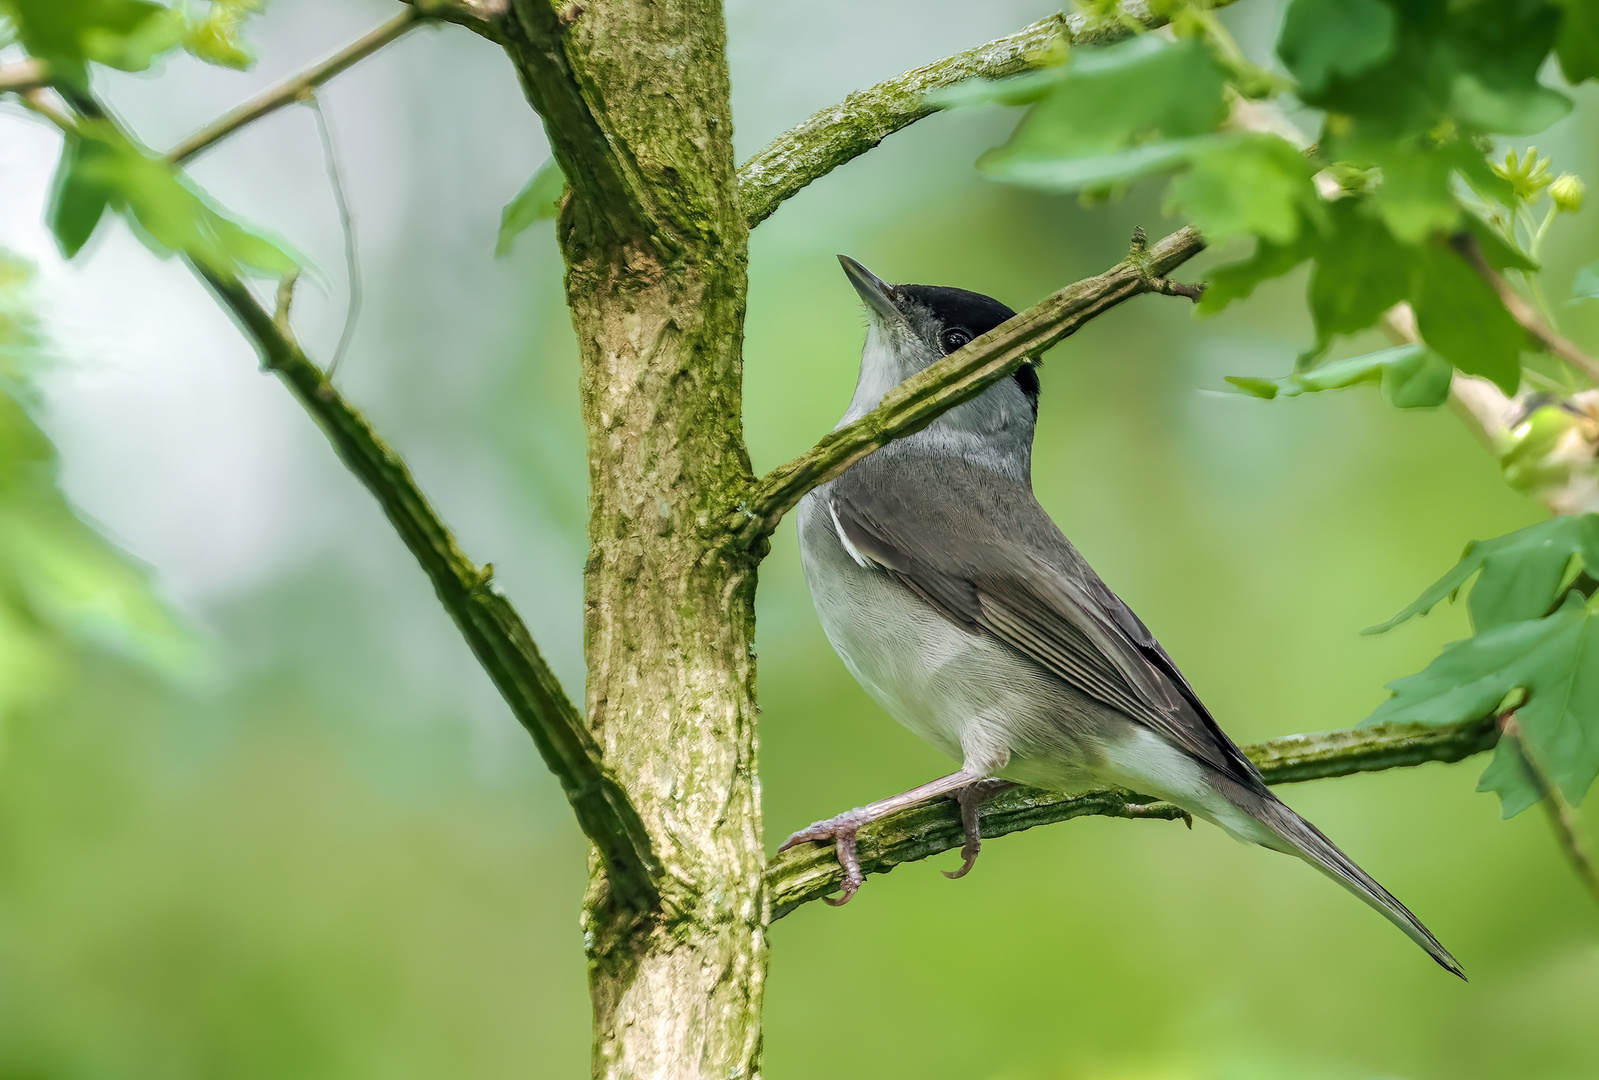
[503,2,768,1076]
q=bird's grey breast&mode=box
[796,451,1106,776]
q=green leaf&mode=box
[496,159,566,258]
[978,35,1229,193]
[1308,203,1412,340]
[1277,0,1396,95]
[1461,212,1538,274]
[982,136,1225,193]
[1474,740,1544,818]
[3,0,184,85]
[1409,240,1525,393]
[1571,260,1599,301]
[928,67,1068,109]
[1555,0,1599,82]
[1296,0,1570,138]
[1449,72,1572,136]
[1196,232,1315,316]
[1292,342,1452,408]
[1378,345,1454,408]
[0,253,194,714]
[182,0,263,70]
[1365,515,1599,635]
[1368,593,1599,812]
[46,136,114,258]
[1230,343,1452,409]
[1164,134,1321,246]
[46,122,295,279]
[1224,375,1279,399]
[1362,141,1462,244]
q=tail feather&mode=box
[1244,788,1465,980]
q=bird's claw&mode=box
[823,832,865,905]
[942,778,1012,881]
[780,809,872,906]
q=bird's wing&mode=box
[826,461,1261,785]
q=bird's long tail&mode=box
[1234,783,1465,979]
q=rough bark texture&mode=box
[504,3,766,1077]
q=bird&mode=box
[781,254,1464,979]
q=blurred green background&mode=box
[1,1,1597,1077]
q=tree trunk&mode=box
[545,3,767,1077]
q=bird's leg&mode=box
[779,770,983,906]
[942,778,1016,880]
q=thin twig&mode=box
[1450,232,1599,384]
[730,226,1206,546]
[305,95,362,378]
[14,88,75,132]
[1500,714,1599,905]
[736,1,1236,228]
[403,0,508,43]
[273,270,300,339]
[167,9,425,165]
[767,718,1499,918]
[0,58,50,95]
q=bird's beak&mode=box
[838,255,902,324]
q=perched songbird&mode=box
[783,255,1463,978]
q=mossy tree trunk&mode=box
[503,2,767,1076]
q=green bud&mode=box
[1491,148,1554,204]
[1551,173,1585,214]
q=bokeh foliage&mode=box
[0,251,188,730]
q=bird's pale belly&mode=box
[798,494,1107,780]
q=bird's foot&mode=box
[779,809,874,906]
[942,778,1015,880]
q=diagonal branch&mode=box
[197,269,662,907]
[729,225,1206,547]
[736,1,1226,229]
[167,9,427,164]
[767,718,1499,919]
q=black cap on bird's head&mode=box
[837,255,1040,409]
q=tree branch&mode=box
[166,9,427,164]
[767,718,1499,919]
[736,1,1227,228]
[499,0,659,248]
[730,225,1205,546]
[197,269,662,907]
[406,0,509,43]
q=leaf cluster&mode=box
[937,0,1599,399]
[0,0,265,83]
[937,1,1599,848]
[1365,515,1599,816]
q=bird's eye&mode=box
[941,328,972,353]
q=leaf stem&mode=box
[1500,714,1599,906]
